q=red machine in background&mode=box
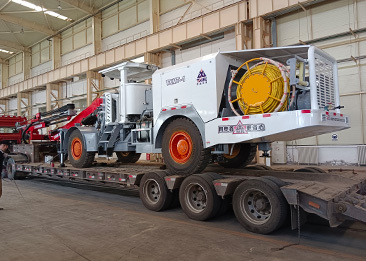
[0,115,27,144]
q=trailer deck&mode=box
[9,161,366,233]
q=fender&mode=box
[154,104,206,149]
[63,126,99,152]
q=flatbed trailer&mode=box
[8,161,366,235]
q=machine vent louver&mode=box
[357,146,366,165]
[298,147,319,165]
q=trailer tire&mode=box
[233,178,288,234]
[294,167,326,173]
[179,173,222,221]
[245,165,272,171]
[262,176,287,187]
[139,171,173,211]
[116,151,141,163]
[218,143,257,168]
[162,118,210,176]
[68,130,95,168]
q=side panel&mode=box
[204,110,349,147]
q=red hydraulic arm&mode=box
[49,98,103,141]
[62,98,102,130]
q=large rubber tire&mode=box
[218,143,257,168]
[139,172,173,211]
[116,151,141,163]
[162,118,210,176]
[179,173,222,221]
[233,178,288,234]
[68,130,95,168]
[294,167,326,173]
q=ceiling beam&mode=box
[0,13,56,35]
[0,58,9,64]
[0,39,29,52]
[60,0,95,14]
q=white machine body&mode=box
[99,45,349,153]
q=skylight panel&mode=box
[12,0,72,21]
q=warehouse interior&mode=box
[0,0,365,165]
[0,1,366,261]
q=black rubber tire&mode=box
[200,172,230,216]
[294,167,326,173]
[139,171,173,211]
[262,176,287,188]
[116,151,141,163]
[218,143,257,168]
[245,165,271,170]
[233,178,288,234]
[68,130,95,168]
[179,173,222,221]
[162,118,210,176]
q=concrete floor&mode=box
[0,177,365,261]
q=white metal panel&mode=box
[204,110,349,147]
[358,0,366,28]
[272,141,287,164]
[125,83,151,115]
[335,95,363,144]
[276,11,309,46]
[338,65,360,94]
[311,0,355,39]
[102,21,150,52]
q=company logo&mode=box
[218,121,265,134]
[166,76,185,86]
[197,69,207,85]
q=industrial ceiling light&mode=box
[11,0,72,21]
[0,48,14,54]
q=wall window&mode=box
[102,0,149,38]
[31,40,52,67]
[61,18,92,54]
[8,53,23,77]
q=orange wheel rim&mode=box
[71,137,82,160]
[169,131,193,164]
[224,144,240,159]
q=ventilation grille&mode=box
[315,53,335,109]
[357,146,366,165]
[298,147,319,165]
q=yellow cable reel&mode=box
[230,58,290,115]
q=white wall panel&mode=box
[276,11,308,45]
[338,65,361,94]
[175,30,235,64]
[8,72,24,86]
[61,44,94,66]
[311,0,355,39]
[102,21,150,51]
[31,60,52,77]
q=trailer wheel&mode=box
[233,178,288,234]
[68,130,95,168]
[139,172,173,211]
[116,151,141,163]
[245,165,272,170]
[179,173,222,221]
[218,143,256,168]
[162,118,210,176]
[294,167,326,173]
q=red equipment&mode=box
[0,115,27,144]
